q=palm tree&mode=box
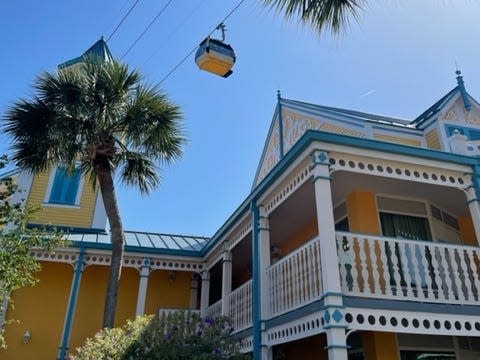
[261,0,364,34]
[3,59,185,328]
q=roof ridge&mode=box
[124,229,210,239]
[281,98,412,125]
[412,86,459,124]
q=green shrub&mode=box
[72,312,250,360]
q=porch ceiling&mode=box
[269,180,317,246]
[331,170,469,217]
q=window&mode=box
[48,166,81,205]
[380,212,432,241]
[446,124,480,141]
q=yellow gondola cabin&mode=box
[195,37,236,78]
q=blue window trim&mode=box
[445,124,480,141]
[48,166,82,205]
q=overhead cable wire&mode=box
[121,0,175,60]
[142,0,204,67]
[107,0,141,42]
[158,0,247,85]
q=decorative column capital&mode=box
[258,204,269,231]
[310,150,331,182]
[201,270,210,282]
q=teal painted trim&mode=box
[322,304,346,310]
[416,117,439,131]
[70,241,203,258]
[278,94,285,158]
[313,175,332,182]
[473,165,480,201]
[413,87,459,125]
[325,345,351,350]
[251,201,261,360]
[202,129,480,257]
[58,247,85,360]
[322,291,344,297]
[456,71,472,112]
[323,324,348,330]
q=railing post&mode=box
[200,270,210,317]
[135,258,151,316]
[311,150,348,360]
[222,242,232,316]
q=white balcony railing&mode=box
[228,279,253,332]
[205,299,222,319]
[336,231,480,305]
[267,236,323,317]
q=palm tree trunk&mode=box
[96,164,126,328]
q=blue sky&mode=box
[1,1,480,237]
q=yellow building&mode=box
[2,41,480,360]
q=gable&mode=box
[440,94,480,126]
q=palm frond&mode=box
[262,0,363,34]
[118,151,160,194]
[121,85,185,163]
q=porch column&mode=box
[259,205,271,360]
[311,150,348,360]
[221,243,232,316]
[189,274,199,309]
[252,202,271,360]
[135,258,151,316]
[58,248,86,360]
[466,184,480,245]
[200,270,210,317]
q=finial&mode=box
[277,90,281,100]
[455,68,472,112]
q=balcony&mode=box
[336,231,480,305]
[205,232,480,331]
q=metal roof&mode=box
[58,38,114,70]
[67,230,210,254]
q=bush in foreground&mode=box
[72,312,250,360]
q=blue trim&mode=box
[413,87,459,125]
[70,241,203,258]
[251,201,261,360]
[277,92,285,158]
[343,296,480,315]
[456,71,472,112]
[323,324,348,330]
[445,124,480,141]
[58,247,85,360]
[325,345,351,350]
[473,165,480,201]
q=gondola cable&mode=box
[158,0,247,84]
[106,0,141,42]
[121,0,175,60]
